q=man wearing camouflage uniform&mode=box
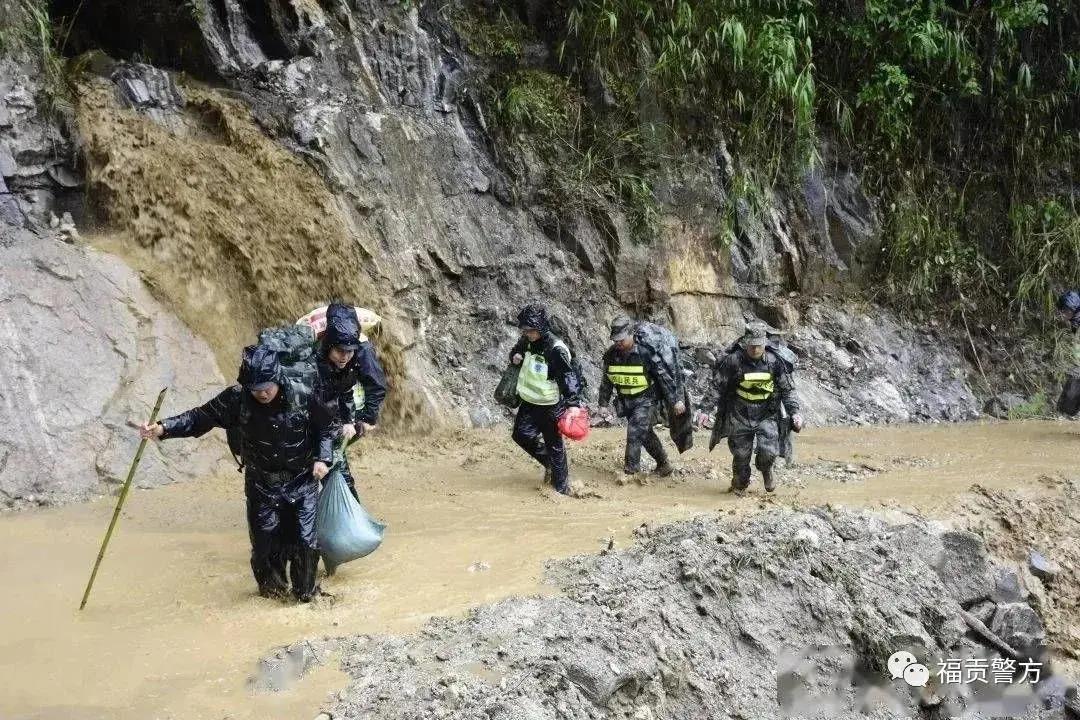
[598,316,684,477]
[710,322,803,494]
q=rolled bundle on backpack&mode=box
[298,305,381,342]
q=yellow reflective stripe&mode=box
[737,370,774,403]
[607,361,649,395]
[608,365,645,374]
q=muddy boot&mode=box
[554,479,571,496]
[654,462,674,478]
[728,476,748,497]
[763,468,777,493]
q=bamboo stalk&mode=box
[79,387,168,610]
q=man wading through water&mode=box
[710,322,803,495]
[598,316,685,479]
[509,304,583,496]
[315,302,388,501]
[139,345,334,601]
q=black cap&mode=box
[517,304,549,332]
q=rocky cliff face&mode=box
[0,0,986,502]
[0,225,230,508]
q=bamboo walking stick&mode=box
[79,387,168,610]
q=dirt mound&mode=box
[317,506,1074,719]
[954,477,1080,661]
[74,75,425,427]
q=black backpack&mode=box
[226,324,319,471]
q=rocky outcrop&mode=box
[0,225,229,509]
[0,0,993,506]
[297,507,1069,719]
[0,1,81,229]
[52,0,975,425]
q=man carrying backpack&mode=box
[710,322,803,495]
[138,344,335,601]
[315,302,388,501]
[508,304,583,496]
[598,316,685,478]
[1055,290,1080,416]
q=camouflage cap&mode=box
[610,315,634,342]
[743,321,768,346]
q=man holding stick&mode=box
[139,344,334,602]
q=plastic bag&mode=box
[494,363,521,408]
[557,406,590,441]
[316,464,386,575]
[667,387,694,454]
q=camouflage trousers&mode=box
[623,397,668,473]
[728,415,780,488]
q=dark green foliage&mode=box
[454,0,1079,323]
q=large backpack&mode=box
[634,321,693,453]
[225,324,319,471]
[635,321,682,392]
[723,337,798,374]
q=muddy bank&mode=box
[0,422,1077,719]
[325,506,1073,719]
[74,74,427,429]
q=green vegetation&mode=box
[0,0,74,113]
[456,0,1078,323]
[1007,391,1051,419]
[452,3,662,241]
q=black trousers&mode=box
[511,401,568,489]
[245,467,320,600]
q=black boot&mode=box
[654,462,674,477]
[763,468,777,493]
[290,547,320,602]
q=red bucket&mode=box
[557,406,590,441]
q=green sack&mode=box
[316,450,386,576]
[494,363,521,408]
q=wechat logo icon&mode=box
[888,650,930,687]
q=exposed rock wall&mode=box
[0,225,229,509]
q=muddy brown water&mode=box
[1,421,1076,720]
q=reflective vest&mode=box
[516,340,569,406]
[607,363,649,396]
[736,371,774,403]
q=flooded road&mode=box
[1,420,1076,720]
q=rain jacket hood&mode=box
[237,345,282,390]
